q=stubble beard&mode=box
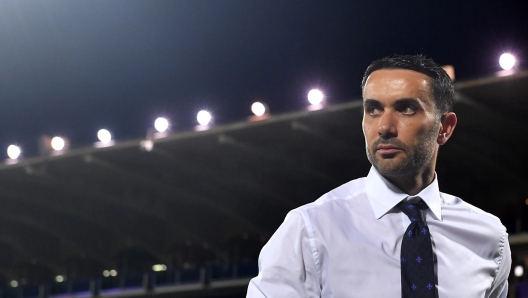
[366,121,441,178]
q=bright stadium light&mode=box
[103,269,118,277]
[152,264,167,272]
[154,117,169,133]
[144,117,170,145]
[515,265,524,277]
[55,275,65,283]
[499,53,516,70]
[307,89,324,105]
[94,129,115,148]
[97,129,112,143]
[251,102,268,117]
[197,110,212,126]
[7,145,21,160]
[10,280,18,288]
[39,135,69,155]
[51,137,65,151]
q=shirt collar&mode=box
[365,166,442,221]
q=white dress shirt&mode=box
[247,167,511,297]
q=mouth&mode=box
[376,144,402,155]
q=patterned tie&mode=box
[397,199,437,298]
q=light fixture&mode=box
[39,135,70,156]
[97,129,112,144]
[307,89,324,106]
[251,102,268,117]
[55,275,65,283]
[103,269,118,277]
[515,265,524,277]
[196,110,212,129]
[152,264,167,272]
[10,280,18,288]
[94,129,115,148]
[7,145,21,160]
[499,53,516,70]
[154,117,170,133]
[51,137,65,151]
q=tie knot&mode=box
[397,199,427,223]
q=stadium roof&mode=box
[0,70,527,287]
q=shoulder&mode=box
[440,192,507,255]
[298,177,366,209]
[290,177,368,220]
[440,192,504,229]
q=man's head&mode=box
[361,55,457,183]
[361,55,455,115]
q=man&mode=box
[247,55,511,297]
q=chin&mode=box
[376,165,405,177]
[371,159,411,177]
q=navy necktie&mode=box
[397,199,437,298]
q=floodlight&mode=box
[152,264,167,272]
[515,265,524,277]
[7,145,21,160]
[499,53,516,70]
[197,110,212,126]
[55,275,65,283]
[110,269,117,276]
[308,89,324,105]
[102,270,110,277]
[251,102,268,117]
[154,117,169,133]
[97,129,112,143]
[39,135,69,155]
[51,137,65,151]
[10,280,18,288]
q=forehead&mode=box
[363,69,432,101]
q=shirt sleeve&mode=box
[487,231,512,298]
[246,211,321,298]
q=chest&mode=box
[311,213,497,297]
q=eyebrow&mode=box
[363,99,379,107]
[363,98,422,107]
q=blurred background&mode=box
[0,1,527,297]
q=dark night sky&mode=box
[0,0,527,157]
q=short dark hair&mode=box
[361,54,455,114]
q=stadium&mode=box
[0,69,527,297]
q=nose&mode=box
[378,111,397,139]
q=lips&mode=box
[376,144,402,155]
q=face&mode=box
[362,69,441,178]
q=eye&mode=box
[401,105,417,115]
[366,106,382,116]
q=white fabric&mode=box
[247,167,511,298]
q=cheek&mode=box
[362,118,375,134]
[362,122,374,142]
[403,123,431,143]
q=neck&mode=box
[383,167,436,195]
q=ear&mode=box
[437,112,457,145]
